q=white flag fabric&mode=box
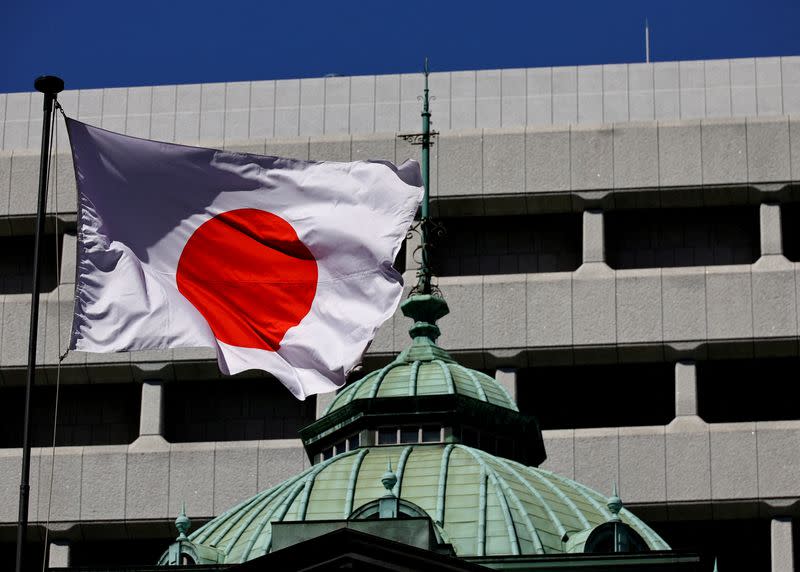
[66,118,422,399]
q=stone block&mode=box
[275,79,301,137]
[756,421,800,498]
[36,446,83,522]
[451,71,476,130]
[704,60,732,118]
[526,272,572,347]
[730,58,757,117]
[701,118,747,185]
[483,128,524,196]
[400,73,424,132]
[675,361,698,417]
[126,86,153,139]
[791,116,800,181]
[616,268,662,343]
[324,76,350,135]
[349,75,375,134]
[657,120,702,187]
[679,61,706,119]
[526,67,552,125]
[169,442,216,518]
[0,449,22,522]
[428,71,451,131]
[80,445,128,520]
[9,149,38,216]
[437,276,483,350]
[601,64,628,123]
[199,84,225,143]
[5,92,31,146]
[755,57,783,116]
[309,135,351,162]
[224,82,251,142]
[525,126,570,192]
[77,89,103,124]
[661,267,706,342]
[613,121,658,188]
[771,517,796,572]
[582,210,604,264]
[1,297,34,368]
[151,85,177,143]
[214,441,259,514]
[264,137,309,160]
[653,62,680,119]
[709,423,758,500]
[760,204,783,256]
[374,74,400,133]
[570,125,613,190]
[224,140,266,155]
[0,152,10,218]
[551,66,577,124]
[126,436,170,520]
[257,439,308,491]
[140,380,164,436]
[476,69,502,128]
[782,57,800,114]
[574,428,618,495]
[101,87,128,132]
[48,541,70,568]
[437,130,482,197]
[482,275,525,350]
[494,368,517,402]
[628,63,654,121]
[572,263,615,346]
[577,65,603,123]
[500,69,526,127]
[175,85,201,144]
[665,417,711,502]
[752,256,797,338]
[747,117,791,183]
[705,265,753,340]
[619,426,667,504]
[299,77,324,136]
[540,429,574,478]
[351,134,395,162]
[249,80,276,139]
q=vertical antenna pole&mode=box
[15,74,64,572]
[645,19,650,63]
[418,58,432,294]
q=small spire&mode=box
[713,557,719,572]
[175,502,191,541]
[607,482,622,522]
[381,459,398,494]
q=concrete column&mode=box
[674,361,698,417]
[760,203,783,256]
[771,517,795,572]
[315,391,336,420]
[49,540,70,569]
[139,380,164,436]
[494,368,517,403]
[582,209,605,264]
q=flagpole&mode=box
[416,58,433,295]
[15,74,64,572]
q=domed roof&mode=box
[187,444,669,564]
[325,354,517,415]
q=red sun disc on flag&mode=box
[176,209,318,351]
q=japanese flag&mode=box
[66,118,422,399]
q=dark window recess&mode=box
[393,240,407,273]
[782,202,800,261]
[164,379,315,442]
[0,542,45,571]
[0,234,63,294]
[0,384,140,448]
[377,428,397,445]
[697,357,800,423]
[517,363,674,430]
[69,537,175,567]
[605,206,760,270]
[429,214,581,276]
[651,518,770,572]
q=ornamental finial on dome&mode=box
[607,482,623,522]
[175,502,191,541]
[381,460,398,494]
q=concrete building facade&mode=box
[0,55,799,570]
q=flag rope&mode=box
[40,110,65,572]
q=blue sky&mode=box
[2,0,798,93]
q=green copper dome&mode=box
[185,444,669,563]
[324,355,517,415]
